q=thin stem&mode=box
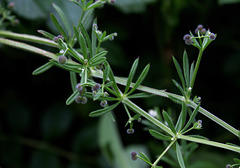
[0,30,59,48]
[178,134,240,153]
[152,139,176,167]
[190,49,203,89]
[122,98,175,137]
[91,70,239,137]
[0,36,238,137]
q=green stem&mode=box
[0,30,59,48]
[178,134,240,153]
[152,139,176,167]
[0,36,238,137]
[91,70,239,137]
[122,98,175,137]
[190,49,203,90]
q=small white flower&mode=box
[148,109,158,118]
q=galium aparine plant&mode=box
[0,1,239,167]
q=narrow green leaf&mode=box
[50,13,68,42]
[139,152,152,165]
[85,0,93,8]
[183,50,190,88]
[93,90,102,101]
[106,63,121,95]
[74,26,88,59]
[124,58,139,94]
[70,71,78,92]
[181,103,201,133]
[89,102,120,117]
[37,30,55,40]
[67,45,84,64]
[50,59,82,73]
[172,56,186,90]
[53,3,72,38]
[127,93,153,99]
[80,68,88,84]
[233,158,240,163]
[92,18,97,56]
[88,50,108,66]
[103,62,110,83]
[167,94,182,105]
[176,142,186,168]
[172,79,185,96]
[149,129,171,141]
[82,9,94,28]
[162,110,176,134]
[66,90,79,105]
[86,0,102,10]
[127,63,150,96]
[79,22,93,58]
[175,101,187,132]
[32,62,54,75]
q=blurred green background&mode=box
[0,0,240,167]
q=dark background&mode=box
[0,0,240,167]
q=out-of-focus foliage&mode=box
[1,0,240,167]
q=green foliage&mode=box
[1,0,240,168]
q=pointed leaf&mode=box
[74,26,88,59]
[50,13,68,42]
[167,94,182,105]
[103,62,110,83]
[138,151,152,165]
[50,59,82,73]
[66,90,79,105]
[89,102,120,117]
[149,129,171,141]
[233,158,240,163]
[172,56,186,90]
[162,110,176,134]
[67,45,84,64]
[88,50,108,66]
[79,22,92,58]
[183,50,190,88]
[127,93,153,99]
[92,18,97,56]
[127,63,150,96]
[124,58,139,94]
[70,71,78,92]
[106,63,121,95]
[172,79,185,96]
[53,3,72,38]
[175,101,187,132]
[181,103,201,133]
[32,62,54,75]
[176,142,186,168]
[37,30,55,40]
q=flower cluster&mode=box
[74,83,108,107]
[183,24,216,46]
